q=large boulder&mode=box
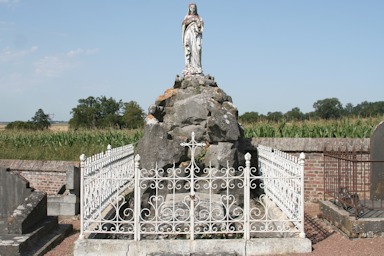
[137,75,245,171]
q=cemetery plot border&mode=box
[79,134,306,241]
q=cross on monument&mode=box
[180,132,205,199]
[180,132,206,163]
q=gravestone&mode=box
[0,168,47,235]
[0,168,72,255]
[370,121,384,200]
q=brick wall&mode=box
[303,152,326,201]
[250,138,370,201]
[17,170,66,195]
[0,160,79,195]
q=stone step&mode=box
[0,216,72,256]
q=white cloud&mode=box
[67,47,100,57]
[0,21,15,31]
[34,55,77,77]
[34,47,99,77]
[0,46,38,63]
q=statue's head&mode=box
[188,3,198,15]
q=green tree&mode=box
[69,96,100,129]
[69,96,143,129]
[239,111,259,123]
[344,103,354,116]
[121,101,145,129]
[353,101,384,117]
[97,96,123,128]
[69,96,123,129]
[284,107,304,121]
[313,98,343,119]
[266,111,283,122]
[31,108,51,130]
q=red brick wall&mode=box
[303,153,325,201]
[0,160,78,196]
[18,170,66,195]
[251,138,370,202]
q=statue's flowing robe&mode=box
[182,15,203,75]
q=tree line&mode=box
[67,96,144,129]
[5,108,52,130]
[5,96,384,131]
[6,96,145,130]
[239,98,384,123]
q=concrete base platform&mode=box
[74,237,312,256]
[48,194,79,216]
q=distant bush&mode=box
[5,108,51,131]
[5,121,39,130]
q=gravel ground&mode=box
[45,203,384,256]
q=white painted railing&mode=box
[79,135,305,240]
[257,145,305,238]
[79,144,135,239]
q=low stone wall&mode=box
[250,138,370,201]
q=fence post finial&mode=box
[134,154,141,168]
[299,152,305,163]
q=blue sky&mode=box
[1,0,383,122]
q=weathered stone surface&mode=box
[138,121,188,170]
[207,108,241,142]
[370,121,384,200]
[0,168,33,226]
[9,191,47,234]
[0,168,73,255]
[137,75,245,171]
[203,142,238,168]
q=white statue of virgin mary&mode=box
[182,3,204,76]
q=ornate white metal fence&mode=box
[79,134,305,240]
[257,145,305,238]
[79,144,135,239]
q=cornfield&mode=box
[242,117,382,138]
[0,117,382,161]
[0,129,143,161]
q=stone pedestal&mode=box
[137,75,245,171]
